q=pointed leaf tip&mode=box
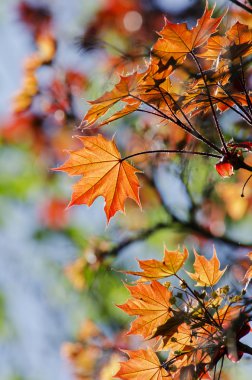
[53,134,141,223]
[187,247,226,287]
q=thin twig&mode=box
[229,0,252,14]
[217,355,224,380]
[131,93,223,155]
[191,52,229,155]
[121,149,221,162]
[217,83,252,123]
[211,95,252,124]
[239,56,252,116]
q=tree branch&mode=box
[238,342,252,356]
[229,0,252,14]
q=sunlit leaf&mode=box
[53,134,141,222]
[115,348,170,380]
[187,247,226,286]
[152,3,223,64]
[118,281,172,338]
[125,247,188,281]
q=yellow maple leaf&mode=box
[125,247,188,281]
[187,247,226,287]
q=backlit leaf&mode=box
[81,72,144,128]
[152,3,223,64]
[115,348,170,380]
[53,134,141,222]
[224,21,252,59]
[187,247,226,287]
[125,247,189,281]
[118,281,172,338]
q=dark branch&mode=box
[238,342,252,356]
[229,0,252,14]
[121,149,221,162]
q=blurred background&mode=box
[0,0,252,379]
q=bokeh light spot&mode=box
[123,11,143,32]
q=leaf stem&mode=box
[158,86,223,154]
[216,83,252,123]
[191,52,229,155]
[217,355,224,380]
[211,95,252,124]
[121,149,221,162]
[239,56,252,116]
[175,274,220,329]
[130,93,223,154]
[241,174,252,197]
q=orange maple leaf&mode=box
[198,21,252,62]
[213,305,241,329]
[118,281,172,338]
[53,134,141,222]
[152,3,223,64]
[162,322,196,352]
[115,348,170,380]
[225,21,252,59]
[187,247,226,287]
[197,35,229,60]
[125,247,188,281]
[81,72,144,128]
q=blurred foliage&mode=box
[0,0,252,379]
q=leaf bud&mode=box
[174,350,181,355]
[176,292,183,299]
[221,285,230,294]
[180,280,187,290]
[198,290,206,299]
[169,365,177,372]
[170,296,176,305]
[229,295,242,302]
[164,281,171,288]
[211,291,218,299]
[171,337,177,342]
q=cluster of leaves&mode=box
[56,2,252,223]
[116,247,252,379]
[55,2,252,379]
[13,1,56,113]
[4,1,252,379]
[62,319,124,380]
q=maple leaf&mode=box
[224,21,252,60]
[115,348,170,380]
[81,72,144,128]
[163,323,196,352]
[98,100,141,127]
[213,305,241,329]
[183,89,248,117]
[197,35,229,60]
[153,310,188,345]
[187,247,226,287]
[117,281,172,338]
[53,134,141,223]
[125,247,188,281]
[152,3,223,64]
